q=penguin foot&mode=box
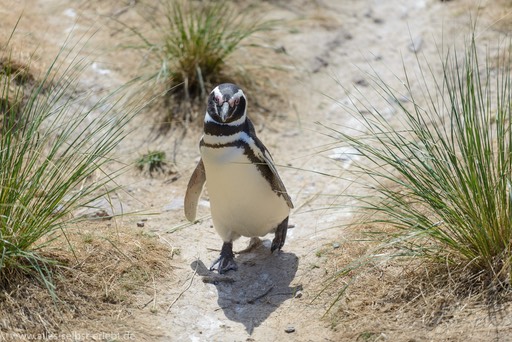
[271,216,289,253]
[210,242,238,274]
[236,237,262,254]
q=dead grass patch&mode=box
[146,41,293,136]
[487,0,512,33]
[90,0,295,135]
[320,226,512,342]
[0,56,38,130]
[0,222,172,341]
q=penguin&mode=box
[184,83,294,274]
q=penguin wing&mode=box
[184,158,206,222]
[247,118,294,209]
[260,146,295,210]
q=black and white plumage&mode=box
[184,83,293,274]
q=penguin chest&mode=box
[201,144,289,239]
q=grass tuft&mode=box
[120,0,275,127]
[0,31,140,293]
[329,33,512,297]
[136,150,168,176]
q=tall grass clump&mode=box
[333,35,512,290]
[123,0,274,125]
[0,35,137,291]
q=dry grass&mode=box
[0,222,172,341]
[319,225,512,342]
[486,0,512,33]
[318,28,512,340]
[109,0,293,134]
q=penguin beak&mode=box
[219,102,230,122]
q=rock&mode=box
[285,326,296,333]
[137,222,145,228]
[354,77,369,87]
[86,209,112,221]
[311,56,328,73]
[328,147,361,169]
[379,106,396,119]
[75,197,124,220]
[408,36,423,53]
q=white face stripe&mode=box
[211,87,245,102]
[212,87,224,103]
[232,88,244,100]
[204,112,216,123]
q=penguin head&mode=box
[206,83,247,124]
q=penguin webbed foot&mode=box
[210,242,238,274]
[271,216,289,253]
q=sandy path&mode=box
[2,0,501,340]
[130,1,471,340]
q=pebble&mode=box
[285,326,295,333]
[354,78,369,87]
[332,242,340,249]
[295,291,303,299]
[137,222,145,228]
[311,56,328,73]
[89,209,112,220]
[408,36,423,53]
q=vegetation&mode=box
[0,33,138,292]
[330,34,512,299]
[136,150,168,176]
[123,0,274,125]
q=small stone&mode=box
[274,45,286,54]
[408,36,423,53]
[295,291,303,299]
[90,209,112,221]
[332,242,340,249]
[137,222,145,228]
[311,56,328,73]
[285,326,296,333]
[354,78,369,87]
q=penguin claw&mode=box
[210,241,238,274]
[210,256,238,274]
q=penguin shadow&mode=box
[191,241,300,334]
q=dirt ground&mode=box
[1,0,512,341]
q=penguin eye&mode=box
[234,97,240,106]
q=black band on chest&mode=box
[200,139,283,198]
[204,121,245,136]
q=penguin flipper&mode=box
[260,149,294,209]
[246,118,294,209]
[184,158,206,222]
